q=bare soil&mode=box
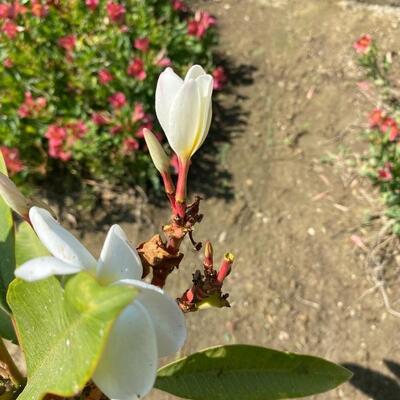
[79,1,400,398]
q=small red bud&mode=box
[217,253,234,284]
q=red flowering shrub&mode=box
[353,35,400,233]
[0,0,227,196]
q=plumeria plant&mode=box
[0,0,225,199]
[0,65,352,399]
[353,35,400,234]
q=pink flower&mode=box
[369,108,383,128]
[98,69,113,85]
[58,35,76,52]
[154,51,172,67]
[45,124,75,162]
[132,103,145,122]
[45,124,67,147]
[212,66,227,90]
[17,105,29,118]
[353,34,372,54]
[91,112,109,125]
[0,4,10,19]
[7,1,27,18]
[2,20,18,39]
[123,137,139,154]
[378,163,393,181]
[3,58,13,68]
[17,92,47,118]
[171,0,188,11]
[0,146,24,174]
[127,58,146,80]
[187,11,216,38]
[187,20,198,36]
[108,92,126,109]
[106,1,126,23]
[68,120,87,139]
[134,37,150,52]
[110,125,124,135]
[85,0,99,10]
[31,0,48,17]
[36,97,47,109]
[380,117,399,141]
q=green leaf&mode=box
[0,152,17,341]
[155,345,352,400]
[15,221,49,267]
[8,272,137,400]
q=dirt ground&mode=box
[79,1,400,399]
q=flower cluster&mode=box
[0,0,227,196]
[354,35,400,234]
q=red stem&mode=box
[175,158,190,218]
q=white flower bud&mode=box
[143,129,170,173]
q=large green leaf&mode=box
[155,345,352,400]
[8,272,138,400]
[0,153,16,341]
[15,221,49,267]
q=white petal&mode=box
[168,79,201,159]
[97,225,143,285]
[185,64,206,81]
[93,301,157,400]
[188,76,213,157]
[196,74,213,98]
[155,68,183,134]
[29,207,97,270]
[118,279,186,357]
[15,256,82,282]
[193,100,212,156]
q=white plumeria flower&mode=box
[155,65,213,162]
[16,206,186,400]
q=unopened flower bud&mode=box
[204,240,213,270]
[143,128,170,174]
[217,252,234,285]
[0,172,30,218]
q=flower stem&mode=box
[0,339,24,387]
[175,158,190,218]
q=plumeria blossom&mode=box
[155,65,213,163]
[15,206,186,400]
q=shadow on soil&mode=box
[190,57,256,201]
[343,361,400,399]
[354,0,400,6]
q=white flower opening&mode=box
[16,206,186,400]
[155,65,213,161]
